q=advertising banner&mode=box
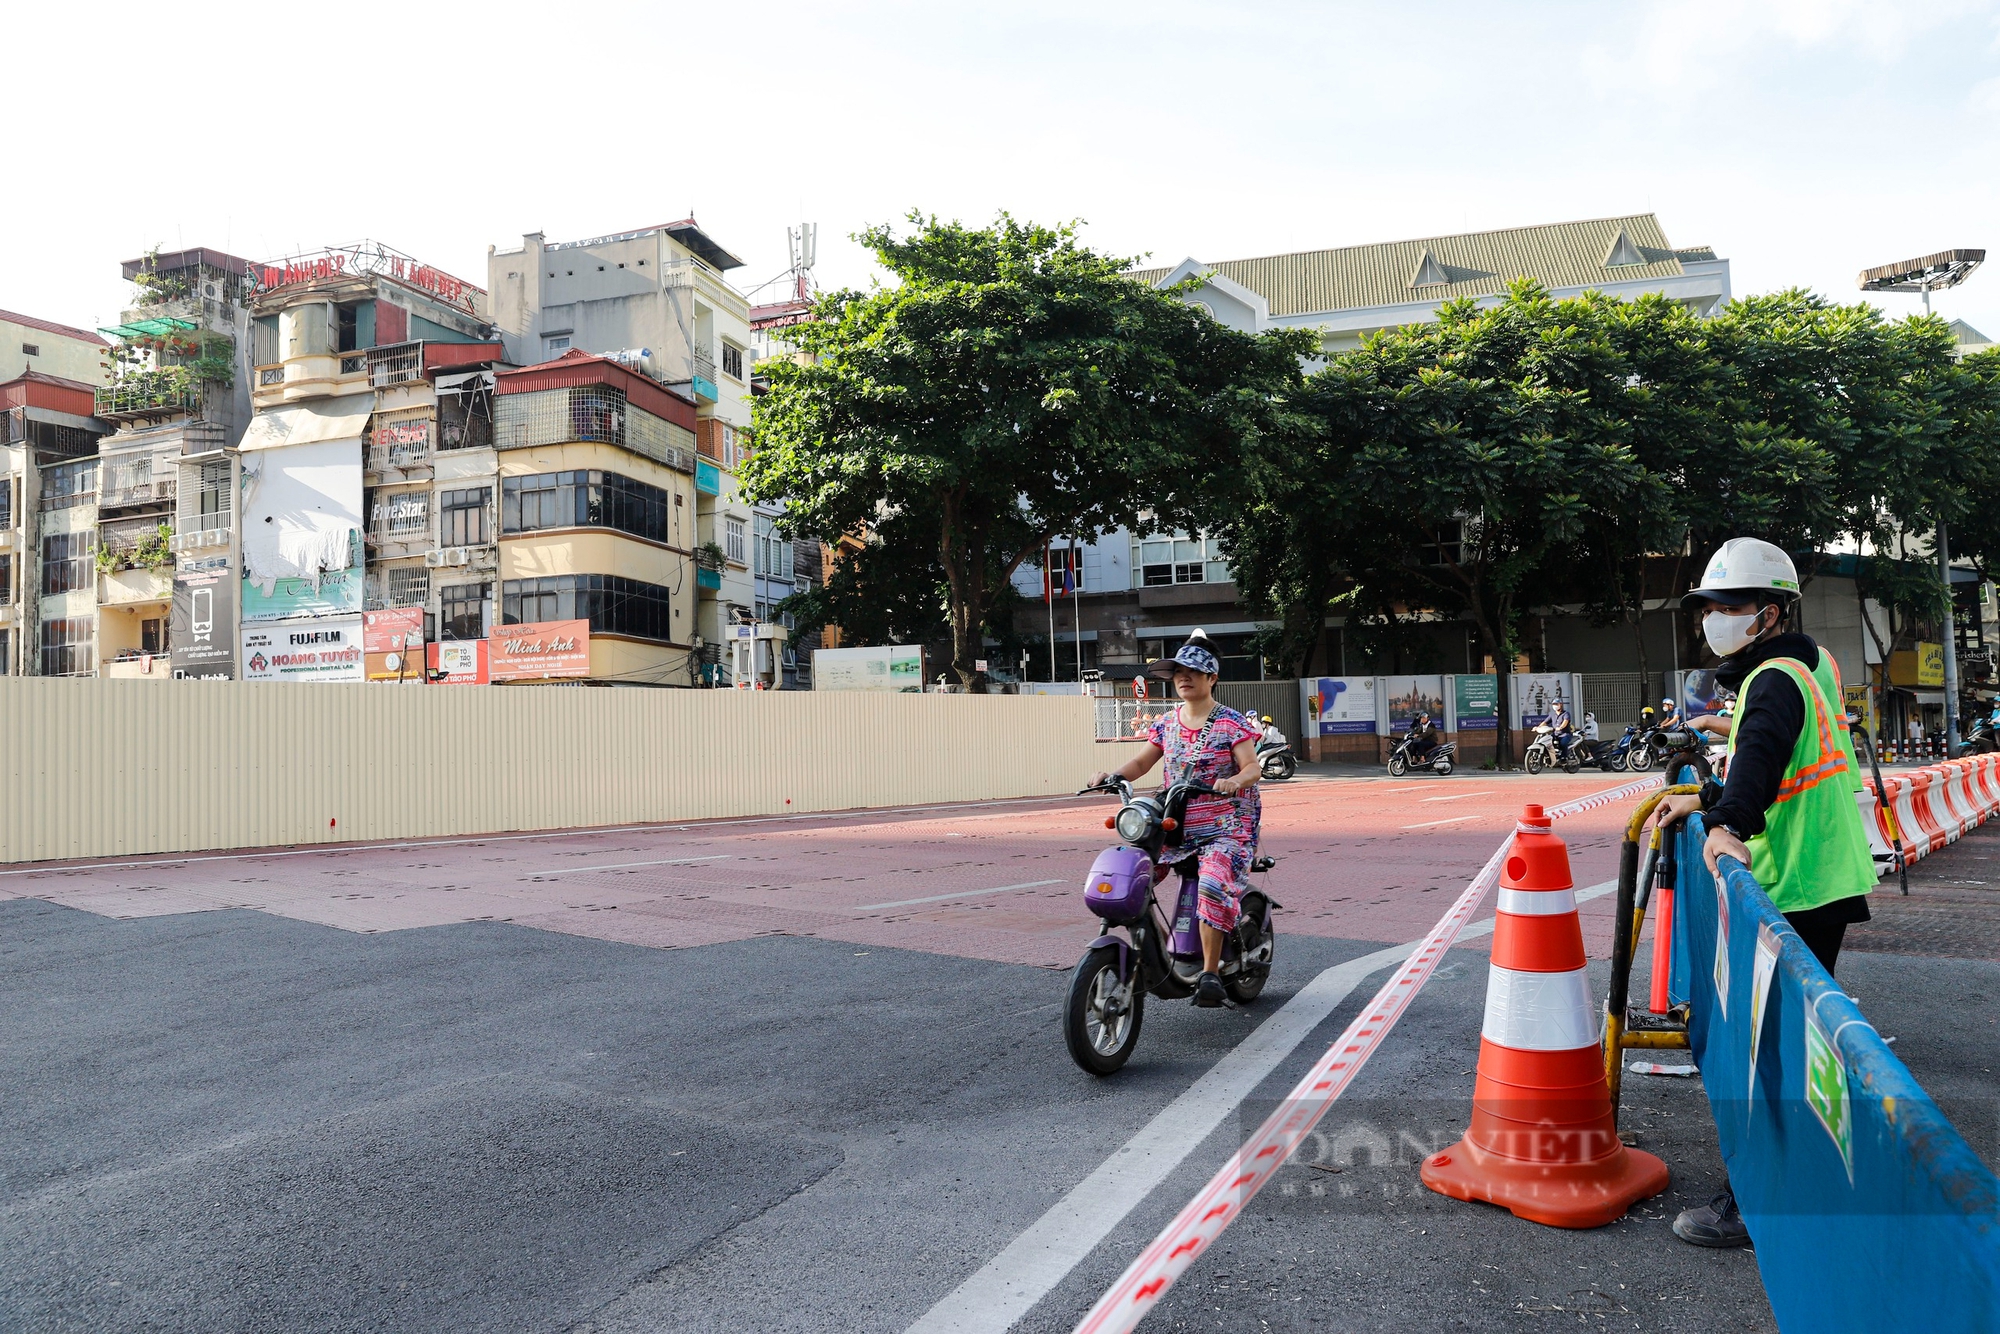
[241,615,364,683]
[427,639,489,685]
[1303,677,1377,735]
[1450,674,1500,730]
[812,644,922,691]
[240,436,364,620]
[1382,675,1445,734]
[364,607,426,682]
[491,619,590,681]
[169,568,238,680]
[241,541,365,621]
[1510,672,1579,728]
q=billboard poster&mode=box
[241,615,364,683]
[427,639,490,685]
[1304,676,1376,735]
[1452,674,1500,730]
[812,644,922,691]
[169,568,238,680]
[491,620,590,681]
[364,607,426,682]
[1383,675,1445,734]
[1511,672,1577,727]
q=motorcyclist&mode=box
[1256,714,1286,748]
[1404,711,1440,763]
[1546,699,1578,763]
[1650,537,1875,1250]
[1575,710,1602,763]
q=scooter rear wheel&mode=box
[1065,944,1145,1075]
[1226,893,1276,1004]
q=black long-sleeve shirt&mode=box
[1703,632,1817,839]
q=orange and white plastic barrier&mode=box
[1866,752,2000,874]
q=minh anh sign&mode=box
[491,620,589,681]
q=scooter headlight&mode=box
[1114,806,1153,843]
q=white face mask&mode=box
[1703,607,1767,657]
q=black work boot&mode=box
[1193,972,1226,1008]
[1672,1189,1750,1248]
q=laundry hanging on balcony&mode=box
[240,438,364,596]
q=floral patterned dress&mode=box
[1147,704,1259,931]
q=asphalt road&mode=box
[3,775,1995,1333]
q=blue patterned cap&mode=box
[1148,642,1219,677]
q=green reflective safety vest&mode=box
[1725,655,1876,914]
[1810,647,1866,795]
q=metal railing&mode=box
[339,352,367,375]
[96,371,202,418]
[494,384,695,473]
[368,340,424,386]
[257,366,284,386]
[99,458,178,508]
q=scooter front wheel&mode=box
[1386,753,1408,777]
[1065,944,1145,1075]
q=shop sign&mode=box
[253,244,481,313]
[491,620,590,681]
[364,607,425,682]
[242,616,364,683]
[1888,642,1945,688]
[170,568,239,680]
[375,419,431,449]
[242,566,364,621]
[427,639,489,685]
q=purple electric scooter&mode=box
[1063,776,1279,1074]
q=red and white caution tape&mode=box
[1071,775,1661,1334]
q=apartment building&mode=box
[489,219,760,673]
[1,309,108,387]
[491,351,698,684]
[242,243,499,682]
[90,248,256,679]
[0,371,107,676]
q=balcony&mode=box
[99,457,179,510]
[170,520,232,554]
[493,385,694,473]
[367,417,434,474]
[104,653,172,680]
[96,369,203,421]
[368,341,424,387]
[100,567,173,606]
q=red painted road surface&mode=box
[0,775,1646,967]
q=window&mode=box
[196,461,230,521]
[1131,532,1229,588]
[39,460,96,511]
[0,630,9,675]
[21,343,39,357]
[754,515,793,580]
[439,487,491,547]
[40,617,93,676]
[1415,523,1462,566]
[438,581,491,641]
[140,618,164,656]
[721,343,744,380]
[0,475,11,529]
[544,335,571,358]
[40,532,95,595]
[0,554,11,601]
[503,574,673,642]
[336,303,359,353]
[501,470,671,544]
[388,566,430,610]
[724,517,747,565]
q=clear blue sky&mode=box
[11,1,2000,337]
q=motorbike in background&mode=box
[1257,735,1297,780]
[1065,777,1280,1075]
[1523,723,1582,775]
[1386,733,1457,777]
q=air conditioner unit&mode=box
[446,547,470,566]
[424,550,445,568]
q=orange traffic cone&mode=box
[1420,804,1668,1227]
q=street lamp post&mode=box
[1859,248,1986,758]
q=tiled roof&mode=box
[1130,214,1704,318]
[0,308,108,346]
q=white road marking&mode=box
[904,879,1615,1334]
[1400,815,1482,829]
[856,879,1066,911]
[522,855,732,877]
[1420,789,1495,802]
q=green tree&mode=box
[744,212,1309,688]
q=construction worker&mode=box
[1652,537,1875,1249]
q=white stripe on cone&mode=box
[1496,887,1577,916]
[1480,965,1598,1051]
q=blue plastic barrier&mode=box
[1667,814,2000,1332]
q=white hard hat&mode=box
[1682,538,1800,610]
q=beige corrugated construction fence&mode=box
[0,681,1102,864]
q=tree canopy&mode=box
[743,212,1309,687]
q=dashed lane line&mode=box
[1400,815,1483,829]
